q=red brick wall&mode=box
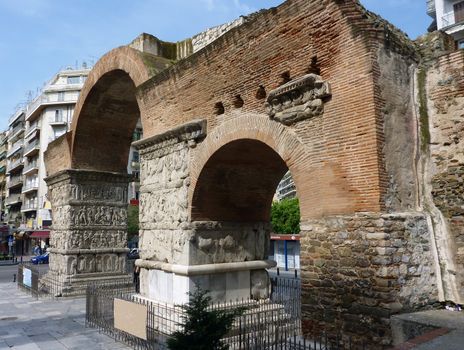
[137,0,413,218]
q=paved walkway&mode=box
[393,309,464,350]
[0,282,129,350]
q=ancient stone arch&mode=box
[43,0,464,345]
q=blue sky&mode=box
[0,0,430,130]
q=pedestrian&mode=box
[133,265,140,293]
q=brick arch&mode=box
[190,114,312,221]
[70,46,155,173]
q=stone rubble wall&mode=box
[191,16,245,53]
[300,212,438,347]
[426,49,464,303]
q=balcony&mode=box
[8,176,23,189]
[21,199,38,212]
[26,94,77,122]
[24,139,40,157]
[8,122,25,141]
[22,181,39,194]
[49,115,67,126]
[8,108,25,127]
[6,141,23,158]
[24,122,41,139]
[5,194,22,206]
[23,160,39,175]
[6,158,24,174]
[427,0,436,17]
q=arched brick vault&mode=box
[190,114,364,221]
[70,46,172,173]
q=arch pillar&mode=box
[44,169,131,295]
[133,120,275,304]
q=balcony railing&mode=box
[6,141,23,158]
[427,0,436,16]
[6,158,24,173]
[24,139,40,155]
[22,181,39,193]
[23,160,38,174]
[8,176,23,188]
[22,200,38,211]
[25,122,41,138]
[441,11,456,27]
[50,115,67,125]
[26,93,77,120]
[9,122,25,139]
[5,194,22,206]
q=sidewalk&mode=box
[392,309,464,350]
[0,282,130,350]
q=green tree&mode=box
[270,198,300,234]
[167,288,245,350]
[127,205,139,237]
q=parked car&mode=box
[31,252,49,264]
[127,248,139,260]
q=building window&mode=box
[132,129,143,141]
[58,91,65,102]
[458,39,464,50]
[455,2,464,23]
[132,171,140,180]
[54,109,63,122]
[132,151,139,163]
[67,76,80,84]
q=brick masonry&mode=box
[42,0,464,348]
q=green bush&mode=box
[270,198,300,234]
[167,288,245,350]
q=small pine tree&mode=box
[167,288,245,350]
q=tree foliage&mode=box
[167,288,245,350]
[270,198,300,234]
[127,205,139,236]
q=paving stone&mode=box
[0,282,130,349]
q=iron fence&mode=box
[17,262,67,299]
[85,275,364,349]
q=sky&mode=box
[0,0,430,130]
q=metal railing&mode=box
[17,262,67,299]
[24,139,39,154]
[22,200,38,210]
[8,175,23,188]
[6,141,23,158]
[9,122,25,138]
[23,160,38,173]
[442,12,457,27]
[6,157,24,172]
[85,276,363,349]
[5,194,22,205]
[23,181,38,191]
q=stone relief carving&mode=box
[52,205,127,228]
[49,183,126,207]
[265,73,331,125]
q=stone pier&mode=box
[44,169,131,295]
[133,120,274,304]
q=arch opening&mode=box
[72,69,141,173]
[191,139,290,222]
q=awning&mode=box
[30,231,50,238]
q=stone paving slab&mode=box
[0,282,130,349]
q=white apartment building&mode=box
[22,67,90,230]
[5,66,143,243]
[5,108,26,227]
[428,0,464,46]
[275,171,296,201]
